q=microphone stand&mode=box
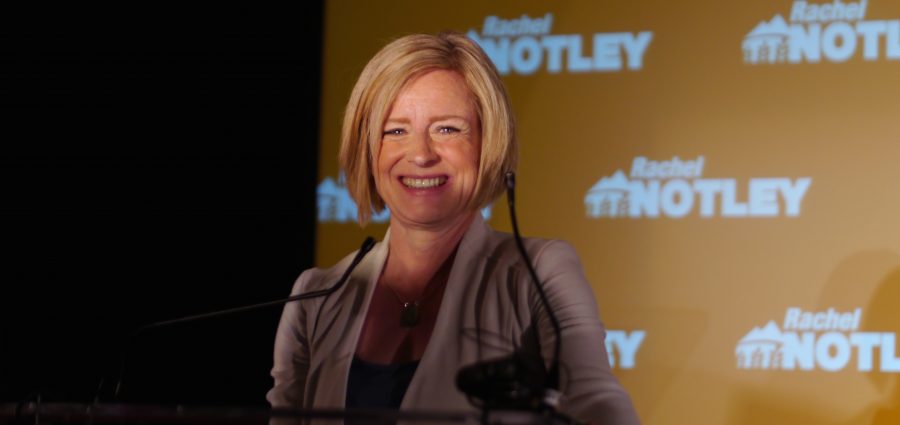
[456,172,568,423]
[100,237,376,401]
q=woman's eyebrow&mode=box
[383,117,410,125]
[430,115,468,121]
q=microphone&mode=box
[103,236,377,401]
[456,172,563,412]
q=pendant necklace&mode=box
[386,279,445,328]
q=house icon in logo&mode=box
[743,14,790,64]
[736,320,786,369]
[584,170,631,218]
[315,176,397,224]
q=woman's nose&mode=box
[408,132,438,167]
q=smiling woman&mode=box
[267,32,640,425]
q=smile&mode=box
[401,176,448,189]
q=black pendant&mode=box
[400,301,420,327]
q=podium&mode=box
[0,403,570,425]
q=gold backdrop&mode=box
[313,1,900,424]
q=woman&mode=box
[268,32,640,425]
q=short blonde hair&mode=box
[339,32,517,226]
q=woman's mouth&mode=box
[401,176,448,189]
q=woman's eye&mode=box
[383,128,405,136]
[437,126,460,134]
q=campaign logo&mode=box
[606,330,646,370]
[736,307,900,372]
[584,155,812,219]
[467,13,653,75]
[317,176,390,224]
[743,0,900,64]
[317,175,492,223]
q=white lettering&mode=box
[510,36,542,75]
[792,1,809,21]
[755,1,900,64]
[593,33,623,71]
[790,0,869,23]
[629,155,705,179]
[567,35,593,72]
[470,19,652,76]
[789,23,822,63]
[780,178,812,216]
[851,332,879,371]
[782,332,816,370]
[817,332,851,371]
[822,22,857,61]
[857,20,886,60]
[745,307,899,372]
[721,180,749,217]
[591,158,812,219]
[881,333,900,372]
[693,179,722,218]
[541,36,567,73]
[783,307,860,331]
[606,330,646,369]
[629,180,660,218]
[888,21,900,59]
[622,32,653,70]
[784,307,802,329]
[660,180,694,218]
[468,31,510,74]
[482,13,554,37]
[749,178,780,217]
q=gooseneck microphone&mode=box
[105,236,377,401]
[504,172,562,392]
[456,172,564,414]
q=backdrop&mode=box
[313,1,900,424]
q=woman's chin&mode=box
[390,207,472,229]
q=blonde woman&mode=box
[268,32,639,425]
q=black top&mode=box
[346,356,420,409]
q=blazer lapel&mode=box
[311,231,389,408]
[401,215,492,411]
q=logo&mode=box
[317,176,390,224]
[736,307,900,372]
[743,0,900,64]
[584,156,812,219]
[317,175,492,224]
[467,13,653,75]
[606,330,646,370]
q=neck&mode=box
[384,212,476,294]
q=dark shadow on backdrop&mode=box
[1,4,324,405]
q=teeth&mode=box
[402,176,447,188]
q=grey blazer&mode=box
[267,216,640,425]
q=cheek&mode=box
[451,145,480,178]
[374,144,398,194]
[376,144,401,174]
[466,138,482,174]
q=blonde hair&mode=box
[338,32,517,226]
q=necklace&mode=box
[385,279,445,328]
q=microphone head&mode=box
[505,171,516,190]
[456,352,547,411]
[361,236,376,254]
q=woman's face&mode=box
[375,69,481,229]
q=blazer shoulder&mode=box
[483,229,581,273]
[288,246,372,295]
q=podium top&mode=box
[0,403,570,425]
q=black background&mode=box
[2,4,324,405]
